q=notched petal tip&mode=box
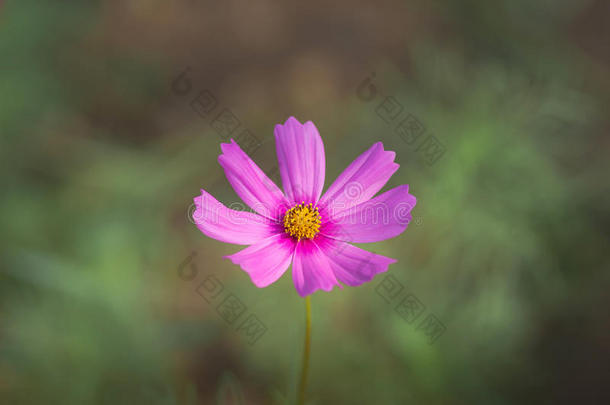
[303,120,319,131]
[284,116,302,125]
[373,142,398,161]
[219,138,239,154]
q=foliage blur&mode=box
[1,0,609,404]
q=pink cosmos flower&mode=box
[193,117,416,297]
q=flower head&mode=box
[193,117,416,296]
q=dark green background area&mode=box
[1,1,609,404]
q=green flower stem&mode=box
[297,296,311,405]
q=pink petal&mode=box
[274,117,325,204]
[292,239,341,297]
[318,142,398,218]
[317,236,396,286]
[193,189,277,245]
[322,185,416,243]
[225,233,295,287]
[218,139,290,220]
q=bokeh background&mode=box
[2,0,609,404]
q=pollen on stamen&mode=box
[283,202,321,241]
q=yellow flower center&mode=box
[283,202,321,241]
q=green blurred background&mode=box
[2,0,609,404]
